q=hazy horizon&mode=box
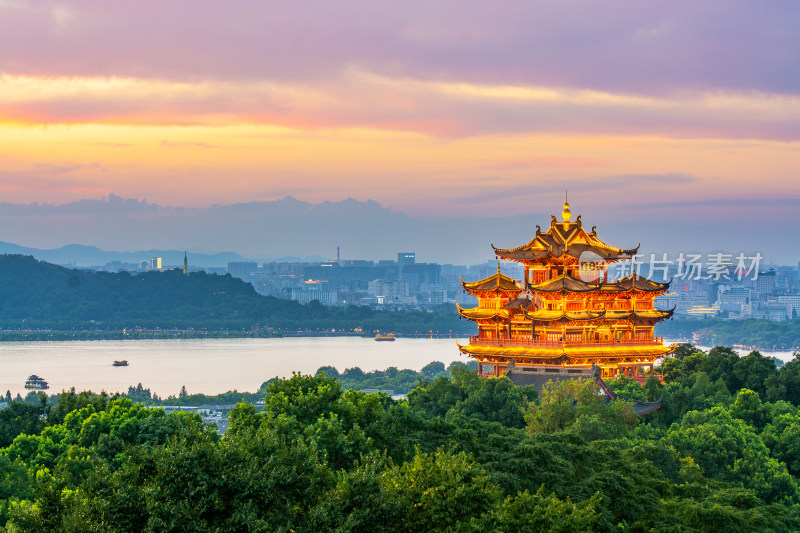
[2,193,797,266]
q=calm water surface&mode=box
[0,337,470,397]
[1,338,794,398]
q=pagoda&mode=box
[457,197,674,382]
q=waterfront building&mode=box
[457,198,675,382]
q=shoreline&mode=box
[0,329,467,342]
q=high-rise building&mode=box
[397,252,415,266]
[756,269,776,296]
[457,198,674,381]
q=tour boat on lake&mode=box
[24,375,49,391]
[374,333,396,341]
[113,360,129,367]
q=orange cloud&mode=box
[2,73,799,141]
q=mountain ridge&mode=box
[2,194,794,265]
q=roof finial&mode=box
[562,191,571,227]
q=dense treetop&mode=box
[3,344,800,531]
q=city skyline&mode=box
[0,1,798,231]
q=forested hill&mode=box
[0,255,473,334]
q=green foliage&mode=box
[46,389,109,426]
[447,372,537,428]
[420,361,446,378]
[673,342,701,360]
[378,448,501,531]
[408,369,536,428]
[732,350,778,398]
[0,394,48,447]
[665,406,800,504]
[318,363,443,395]
[5,350,800,531]
[730,388,768,428]
[762,411,800,477]
[603,376,648,401]
[479,488,600,532]
[766,355,800,405]
[657,487,800,532]
[524,378,637,436]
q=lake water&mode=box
[0,337,471,397]
[1,338,795,398]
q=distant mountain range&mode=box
[0,241,328,268]
[0,194,537,265]
[0,242,239,268]
[1,194,795,265]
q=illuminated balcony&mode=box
[467,336,666,349]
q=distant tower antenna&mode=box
[183,251,189,276]
[337,246,340,266]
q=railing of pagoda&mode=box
[468,336,666,348]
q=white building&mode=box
[717,285,752,317]
[777,296,800,319]
[290,288,337,305]
[654,291,679,311]
[752,301,791,321]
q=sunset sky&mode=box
[0,1,798,256]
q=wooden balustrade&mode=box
[468,336,665,348]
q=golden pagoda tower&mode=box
[457,197,674,382]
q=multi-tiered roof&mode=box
[458,197,674,381]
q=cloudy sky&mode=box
[0,1,798,259]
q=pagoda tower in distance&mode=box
[457,197,675,382]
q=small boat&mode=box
[374,333,396,341]
[24,375,49,391]
[113,360,129,367]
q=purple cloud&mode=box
[0,1,796,95]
